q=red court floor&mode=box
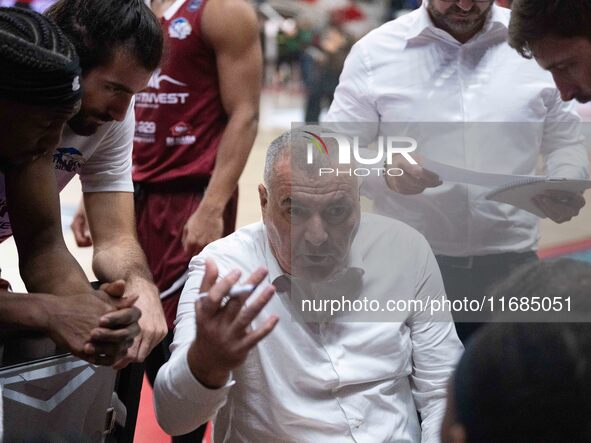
[134,376,211,443]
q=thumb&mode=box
[198,258,219,294]
[404,163,425,180]
[100,279,126,298]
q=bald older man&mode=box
[153,130,463,442]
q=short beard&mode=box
[427,1,492,38]
[67,110,111,136]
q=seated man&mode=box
[154,130,463,442]
[441,259,591,443]
[0,6,140,366]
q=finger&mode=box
[541,196,574,221]
[85,354,117,367]
[136,335,153,363]
[71,217,92,247]
[200,269,242,316]
[534,196,568,223]
[99,280,126,298]
[400,162,425,180]
[544,190,586,210]
[100,307,142,329]
[417,168,442,187]
[86,341,133,358]
[113,356,133,370]
[90,327,139,343]
[96,290,138,309]
[83,342,131,362]
[235,267,269,304]
[199,258,219,293]
[238,315,279,351]
[232,285,275,333]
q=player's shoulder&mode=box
[203,0,256,26]
[202,0,258,46]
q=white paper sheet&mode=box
[421,158,546,189]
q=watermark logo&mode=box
[303,131,418,177]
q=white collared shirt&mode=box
[326,4,589,257]
[154,214,463,442]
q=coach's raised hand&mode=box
[187,259,278,388]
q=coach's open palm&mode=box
[187,259,278,388]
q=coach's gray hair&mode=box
[263,131,291,188]
[263,128,340,188]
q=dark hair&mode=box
[490,258,591,314]
[46,0,163,72]
[453,259,591,442]
[455,322,591,442]
[0,7,81,105]
[509,0,591,58]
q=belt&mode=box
[436,251,538,269]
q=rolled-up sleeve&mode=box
[153,256,234,436]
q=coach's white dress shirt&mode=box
[154,215,463,442]
[327,4,589,257]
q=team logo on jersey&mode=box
[167,121,196,146]
[169,17,192,40]
[187,0,202,12]
[72,76,80,92]
[52,147,85,172]
[170,121,193,136]
[147,69,187,89]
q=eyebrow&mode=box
[107,81,134,95]
[544,56,577,71]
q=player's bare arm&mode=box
[84,191,167,367]
[181,0,262,256]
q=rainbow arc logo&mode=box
[303,131,329,156]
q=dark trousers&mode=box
[145,331,207,443]
[436,251,538,344]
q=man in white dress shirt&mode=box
[153,130,463,442]
[326,0,589,342]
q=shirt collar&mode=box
[163,0,187,20]
[405,2,507,43]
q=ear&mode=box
[258,184,268,219]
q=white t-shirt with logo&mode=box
[0,104,134,242]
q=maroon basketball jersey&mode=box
[133,0,227,184]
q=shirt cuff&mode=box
[548,165,589,180]
[178,347,235,403]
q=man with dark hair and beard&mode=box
[327,0,589,343]
[0,0,168,367]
